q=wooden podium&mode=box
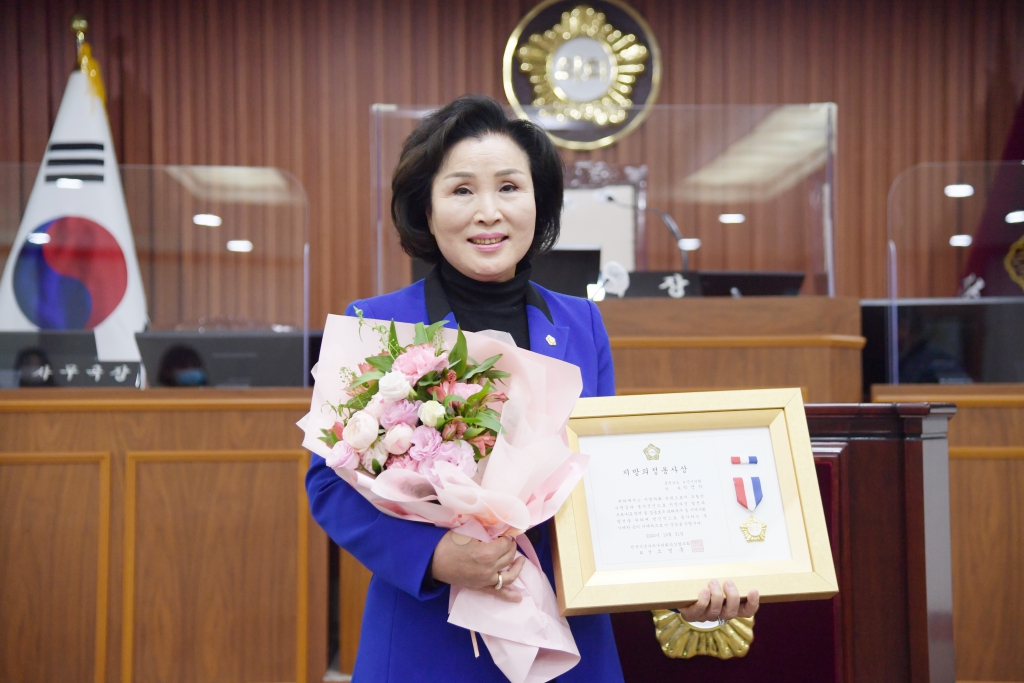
[0,388,322,683]
[613,403,956,683]
[597,297,864,402]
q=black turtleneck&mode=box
[436,258,532,350]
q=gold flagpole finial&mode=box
[69,13,106,108]
[71,14,88,45]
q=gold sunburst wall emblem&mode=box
[518,6,647,126]
[1005,234,1024,292]
[504,0,661,150]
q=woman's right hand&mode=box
[430,530,527,603]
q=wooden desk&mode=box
[598,297,864,402]
[872,384,1024,683]
[0,388,323,683]
[613,403,956,683]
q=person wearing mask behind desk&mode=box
[305,95,760,682]
[157,345,207,386]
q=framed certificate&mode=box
[551,388,838,616]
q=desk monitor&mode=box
[624,271,804,298]
[136,331,305,387]
[698,271,805,297]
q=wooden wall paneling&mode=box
[0,452,110,683]
[0,389,325,682]
[871,383,1024,682]
[598,297,864,401]
[122,450,308,683]
[949,455,1024,682]
[4,0,1024,315]
[0,2,21,162]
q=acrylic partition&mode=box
[0,163,309,388]
[371,103,837,300]
[878,161,1024,384]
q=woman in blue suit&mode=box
[306,95,759,682]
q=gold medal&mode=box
[739,515,767,542]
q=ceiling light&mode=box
[1006,210,1024,224]
[943,184,974,198]
[949,234,973,247]
[27,233,51,245]
[55,178,83,189]
[718,214,746,224]
[193,213,222,227]
[226,239,253,253]
[678,238,702,251]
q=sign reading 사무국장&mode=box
[580,426,792,573]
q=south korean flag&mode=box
[733,476,763,511]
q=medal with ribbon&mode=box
[732,475,767,542]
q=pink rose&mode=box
[385,454,418,471]
[380,399,422,430]
[408,425,442,462]
[393,344,448,383]
[326,441,360,470]
[382,423,414,454]
[437,439,478,478]
[342,410,379,452]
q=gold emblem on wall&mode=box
[652,610,755,659]
[503,0,661,150]
[1005,234,1024,292]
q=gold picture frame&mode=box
[552,388,838,616]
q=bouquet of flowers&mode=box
[317,311,509,485]
[299,312,589,683]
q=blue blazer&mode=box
[306,275,624,683]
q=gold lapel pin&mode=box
[545,334,556,346]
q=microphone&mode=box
[598,192,700,271]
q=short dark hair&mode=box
[391,94,564,263]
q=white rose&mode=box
[342,410,379,452]
[418,400,446,428]
[378,370,414,402]
[382,423,414,454]
[363,394,386,420]
[361,440,389,472]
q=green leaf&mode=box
[482,369,511,380]
[318,427,341,447]
[463,354,502,381]
[365,355,394,373]
[465,384,490,405]
[448,327,468,376]
[424,320,448,340]
[442,393,465,409]
[413,322,428,345]
[474,410,504,435]
[388,321,401,357]
[350,370,384,387]
[371,458,383,475]
[462,425,485,439]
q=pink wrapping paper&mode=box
[297,314,589,683]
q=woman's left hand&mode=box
[677,579,759,623]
